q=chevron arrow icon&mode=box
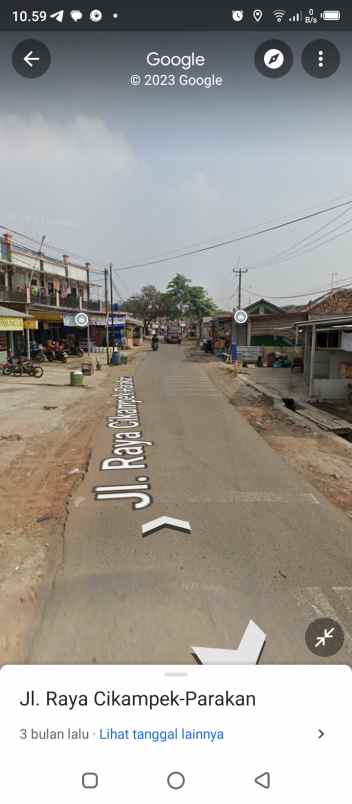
[142,516,192,537]
[192,620,266,665]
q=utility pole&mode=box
[104,267,110,364]
[231,265,248,363]
[233,266,248,309]
[26,234,46,359]
[331,272,338,290]
[109,263,114,352]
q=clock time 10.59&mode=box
[12,10,48,23]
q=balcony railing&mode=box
[59,294,80,308]
[86,299,101,311]
[0,287,28,303]
[31,292,57,306]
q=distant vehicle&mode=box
[166,326,182,344]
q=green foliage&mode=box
[123,274,217,324]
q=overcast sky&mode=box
[0,31,351,307]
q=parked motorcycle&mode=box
[2,359,44,378]
[201,339,213,354]
[30,346,47,363]
[54,349,68,363]
[65,344,84,357]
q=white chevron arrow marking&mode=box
[192,620,266,665]
[142,516,192,537]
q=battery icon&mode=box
[322,10,341,21]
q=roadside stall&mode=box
[0,305,35,363]
[210,313,232,358]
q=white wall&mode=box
[68,266,88,282]
[313,378,350,400]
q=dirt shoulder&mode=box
[205,360,352,519]
[0,351,146,663]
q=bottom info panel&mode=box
[0,665,350,802]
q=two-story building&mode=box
[0,232,106,354]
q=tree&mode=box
[123,275,217,331]
[164,274,217,322]
[165,274,192,319]
[123,285,163,331]
[187,285,217,321]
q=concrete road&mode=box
[31,345,352,664]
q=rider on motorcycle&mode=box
[151,333,159,349]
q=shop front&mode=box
[62,313,108,350]
[210,314,232,356]
[107,314,144,348]
[87,314,108,348]
[0,305,34,361]
[30,309,64,344]
[124,317,144,347]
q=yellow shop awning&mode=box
[0,317,23,331]
[31,310,63,322]
[23,319,39,330]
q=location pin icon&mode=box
[253,9,263,22]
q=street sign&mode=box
[74,312,89,328]
[234,309,248,325]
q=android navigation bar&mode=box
[3,3,352,30]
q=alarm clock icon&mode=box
[232,10,244,22]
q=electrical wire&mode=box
[250,208,352,271]
[250,277,352,301]
[2,194,352,278]
[115,198,352,272]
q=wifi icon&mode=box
[273,9,286,22]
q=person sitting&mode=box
[45,340,55,361]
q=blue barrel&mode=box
[111,351,121,366]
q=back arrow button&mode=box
[24,50,41,68]
[12,40,51,78]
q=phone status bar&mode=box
[3,3,352,30]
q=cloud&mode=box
[0,113,136,250]
[0,113,134,174]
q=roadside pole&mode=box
[231,267,237,365]
[109,263,114,352]
[87,319,91,356]
[104,267,110,365]
[308,324,317,398]
[231,266,248,363]
[26,327,31,360]
[26,233,46,359]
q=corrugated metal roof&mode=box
[295,315,352,328]
[0,305,32,319]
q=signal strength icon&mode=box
[273,9,287,22]
[289,10,303,22]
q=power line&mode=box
[250,207,352,272]
[2,194,352,281]
[116,198,352,272]
[250,276,352,301]
[257,218,352,270]
[218,271,352,306]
